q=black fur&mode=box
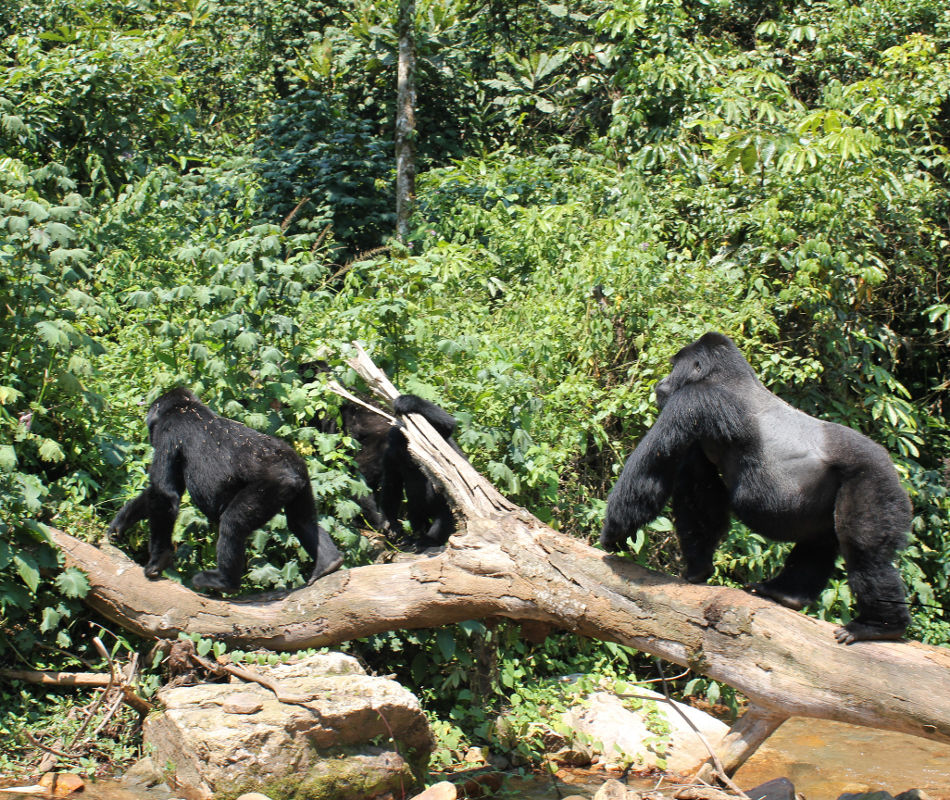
[313,397,396,536]
[600,332,912,645]
[382,394,462,548]
[304,370,461,548]
[109,387,344,594]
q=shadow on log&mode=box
[48,343,950,779]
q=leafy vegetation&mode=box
[1,0,948,776]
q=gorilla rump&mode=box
[109,387,344,594]
[600,332,911,645]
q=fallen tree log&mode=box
[46,343,950,778]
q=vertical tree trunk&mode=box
[395,0,416,244]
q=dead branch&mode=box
[45,343,950,778]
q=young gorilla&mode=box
[381,394,462,548]
[600,332,911,645]
[300,363,460,547]
[109,387,344,594]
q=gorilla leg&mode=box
[747,536,838,610]
[833,478,910,643]
[421,492,454,547]
[192,484,284,593]
[354,492,390,534]
[108,491,149,540]
[402,466,433,542]
[835,544,910,643]
[284,487,344,581]
[672,446,731,583]
[145,486,180,578]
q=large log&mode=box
[47,344,950,778]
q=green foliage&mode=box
[0,626,152,777]
[256,89,395,255]
[0,157,104,647]
[1,19,191,193]
[1,0,949,775]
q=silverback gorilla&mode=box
[109,387,344,593]
[600,332,911,644]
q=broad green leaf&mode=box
[740,143,758,174]
[436,629,456,660]
[36,320,71,348]
[41,606,64,632]
[0,386,23,405]
[15,553,41,593]
[38,438,66,462]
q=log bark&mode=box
[47,343,950,776]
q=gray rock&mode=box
[593,779,634,800]
[837,793,895,800]
[745,777,796,800]
[142,652,433,800]
[561,687,728,774]
[123,756,167,788]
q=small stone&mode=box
[222,692,264,714]
[548,746,592,767]
[124,756,166,787]
[594,779,633,800]
[895,791,933,800]
[412,781,457,800]
[235,794,275,800]
[745,777,796,800]
[38,773,84,797]
[837,793,894,800]
[463,746,486,763]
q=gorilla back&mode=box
[600,332,911,645]
[109,387,343,593]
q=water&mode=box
[2,719,947,800]
[512,718,950,800]
[734,718,950,799]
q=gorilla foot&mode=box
[191,570,241,595]
[144,549,176,579]
[745,582,813,611]
[834,619,907,645]
[683,565,714,584]
[598,527,626,553]
[307,555,344,584]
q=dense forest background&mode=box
[1,0,948,775]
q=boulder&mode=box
[140,652,433,800]
[561,688,728,775]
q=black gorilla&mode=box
[312,396,395,536]
[109,387,344,594]
[302,367,461,548]
[600,332,911,644]
[383,394,462,548]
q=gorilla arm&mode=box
[600,392,703,551]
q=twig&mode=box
[374,709,406,798]
[91,653,143,738]
[327,380,396,424]
[23,732,82,760]
[281,196,311,233]
[187,650,316,707]
[615,663,749,797]
[65,637,114,750]
[0,670,115,687]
